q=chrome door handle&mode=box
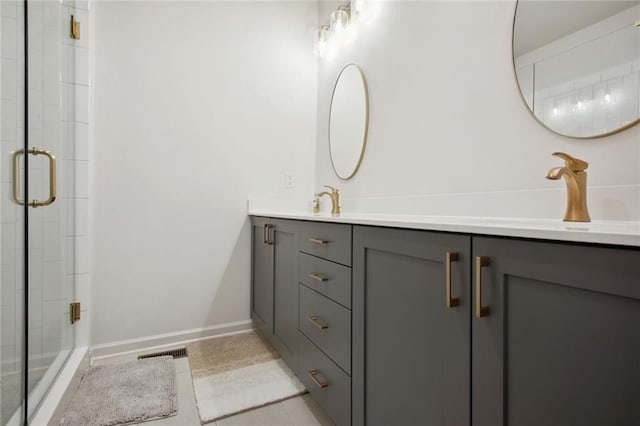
[12,148,57,207]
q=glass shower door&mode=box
[1,1,75,424]
[2,2,27,424]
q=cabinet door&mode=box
[272,219,300,372]
[473,237,640,426]
[251,217,273,335]
[353,226,471,426]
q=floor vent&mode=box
[137,347,187,360]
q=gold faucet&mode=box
[545,152,591,222]
[316,185,341,216]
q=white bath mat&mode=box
[187,332,306,424]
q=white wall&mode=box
[316,1,640,221]
[91,1,317,346]
[91,0,639,348]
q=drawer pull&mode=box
[475,256,490,318]
[446,252,459,308]
[308,370,329,388]
[308,272,329,282]
[308,237,328,244]
[308,316,329,330]
[263,224,274,245]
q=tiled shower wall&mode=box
[1,0,90,406]
[518,45,640,138]
[1,0,26,391]
[61,0,90,349]
[515,4,640,138]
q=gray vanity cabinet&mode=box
[472,237,640,426]
[272,219,300,371]
[252,215,640,426]
[353,226,471,426]
[297,221,353,426]
[250,217,299,372]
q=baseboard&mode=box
[90,319,254,359]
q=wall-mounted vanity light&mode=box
[317,25,329,57]
[331,5,350,31]
[317,0,365,58]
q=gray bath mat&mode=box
[60,356,177,426]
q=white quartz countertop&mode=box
[248,210,640,247]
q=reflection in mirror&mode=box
[513,1,640,138]
[329,64,369,180]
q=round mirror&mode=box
[329,64,369,180]
[513,1,640,138]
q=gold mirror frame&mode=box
[511,0,640,139]
[329,64,370,180]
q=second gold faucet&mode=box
[316,185,341,216]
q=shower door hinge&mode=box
[70,302,81,324]
[70,15,81,40]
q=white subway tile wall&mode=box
[61,0,91,350]
[2,8,23,416]
[1,1,90,421]
[516,6,640,137]
[534,65,640,137]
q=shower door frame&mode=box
[2,1,77,424]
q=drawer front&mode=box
[299,333,351,426]
[299,252,351,308]
[299,222,352,266]
[299,284,351,374]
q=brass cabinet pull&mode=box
[446,252,459,308]
[70,15,81,40]
[267,224,274,245]
[308,316,329,330]
[308,272,329,282]
[12,148,57,208]
[308,237,328,244]
[308,370,329,388]
[475,256,490,318]
[264,224,274,245]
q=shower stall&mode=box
[1,1,80,424]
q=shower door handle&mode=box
[12,148,57,207]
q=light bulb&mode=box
[552,99,559,117]
[331,7,349,31]
[317,28,328,58]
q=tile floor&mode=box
[50,348,334,426]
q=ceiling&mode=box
[513,1,638,56]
